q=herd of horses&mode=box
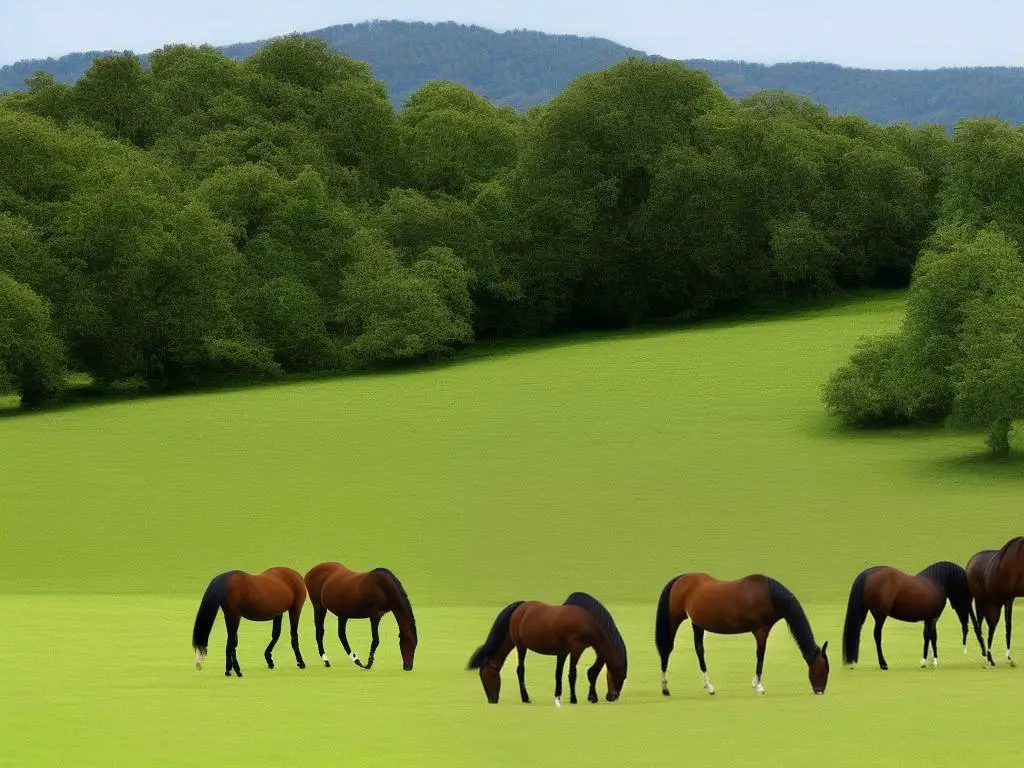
[191,536,1024,704]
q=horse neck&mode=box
[587,618,620,667]
[377,572,414,630]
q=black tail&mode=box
[655,575,681,673]
[192,571,237,655]
[842,568,876,665]
[467,601,524,670]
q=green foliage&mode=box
[0,272,66,404]
[821,332,911,426]
[337,231,473,365]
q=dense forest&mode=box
[0,35,955,409]
[3,20,1024,131]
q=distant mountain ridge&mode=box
[3,19,1024,130]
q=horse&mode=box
[655,572,830,696]
[466,592,628,706]
[191,567,308,677]
[304,562,418,671]
[966,537,1024,667]
[842,561,984,670]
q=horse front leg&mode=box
[337,617,364,668]
[567,650,582,704]
[264,615,282,669]
[985,604,1001,666]
[364,614,381,670]
[586,657,604,703]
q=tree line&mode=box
[0,36,955,407]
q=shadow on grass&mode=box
[0,289,907,423]
[927,450,1024,479]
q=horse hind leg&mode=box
[265,615,282,669]
[985,605,1001,667]
[567,650,583,704]
[337,617,364,668]
[1005,601,1015,667]
[224,612,242,678]
[313,604,329,666]
[554,654,567,707]
[693,625,714,694]
[872,614,888,671]
[289,603,306,670]
[751,627,769,695]
[515,646,530,704]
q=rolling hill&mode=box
[3,20,1024,130]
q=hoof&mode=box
[662,687,671,696]
[555,697,561,707]
[225,671,232,677]
[297,662,306,669]
[879,664,888,671]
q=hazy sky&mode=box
[2,0,1024,69]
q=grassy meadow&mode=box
[2,292,1022,766]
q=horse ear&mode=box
[821,640,829,655]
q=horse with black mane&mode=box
[655,572,830,696]
[842,560,984,670]
[467,592,628,705]
[191,566,308,677]
[304,561,418,671]
[966,536,1024,667]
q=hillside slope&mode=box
[3,20,1024,129]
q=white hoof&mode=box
[701,673,715,695]
[932,658,938,668]
[321,654,330,665]
[349,652,361,666]
[920,658,928,668]
[963,645,967,656]
[555,697,561,708]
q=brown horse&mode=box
[191,567,308,677]
[466,592,628,705]
[842,561,984,670]
[304,562,418,671]
[655,573,830,696]
[966,537,1024,667]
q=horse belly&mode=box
[891,591,943,622]
[237,581,294,621]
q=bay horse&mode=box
[655,572,830,696]
[304,562,418,671]
[966,537,1024,667]
[191,567,308,677]
[466,592,628,705]
[842,561,984,670]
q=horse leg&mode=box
[920,620,937,668]
[224,612,242,678]
[289,603,306,669]
[930,620,938,668]
[1005,600,1015,667]
[660,612,684,697]
[872,615,888,670]
[515,645,530,704]
[985,604,1001,666]
[337,617,364,668]
[265,615,282,669]
[751,627,769,695]
[586,657,604,703]
[364,614,381,670]
[313,605,330,666]
[567,650,582,704]
[554,653,567,707]
[693,625,714,694]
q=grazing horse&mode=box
[191,567,308,677]
[966,537,1024,667]
[842,561,984,670]
[304,562,418,671]
[466,592,628,706]
[655,572,830,696]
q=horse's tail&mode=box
[192,571,237,660]
[842,568,874,665]
[467,601,524,670]
[655,575,682,673]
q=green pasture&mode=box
[2,292,1022,766]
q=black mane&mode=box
[373,567,416,630]
[917,560,970,606]
[766,578,820,663]
[563,591,628,675]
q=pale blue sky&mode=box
[2,0,1023,69]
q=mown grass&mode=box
[2,292,1021,766]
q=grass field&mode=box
[2,292,1022,766]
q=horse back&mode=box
[871,568,944,621]
[511,601,596,654]
[674,573,774,634]
[304,562,351,602]
[230,568,305,620]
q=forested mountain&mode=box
[3,20,1024,130]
